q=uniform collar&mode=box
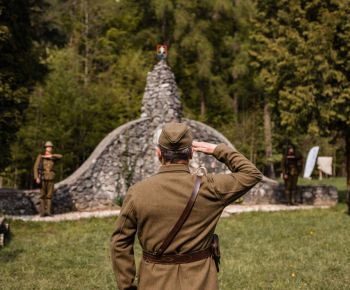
[158,164,190,174]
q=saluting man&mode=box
[33,141,63,217]
[110,123,262,290]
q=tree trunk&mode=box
[200,90,206,117]
[83,0,89,87]
[232,94,238,123]
[264,96,275,178]
[162,14,166,44]
[250,113,256,163]
[14,167,18,189]
[346,132,350,214]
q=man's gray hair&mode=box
[159,145,192,163]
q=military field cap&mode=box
[44,141,54,147]
[158,123,193,150]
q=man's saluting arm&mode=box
[193,142,263,205]
[212,143,263,204]
[52,154,63,159]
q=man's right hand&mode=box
[36,178,41,184]
[192,141,217,155]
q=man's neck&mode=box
[163,160,189,166]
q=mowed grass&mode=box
[0,218,120,290]
[217,205,350,290]
[1,178,349,290]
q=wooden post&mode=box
[264,96,275,178]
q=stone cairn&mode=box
[0,61,337,215]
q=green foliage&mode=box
[114,195,124,207]
[250,0,350,137]
[10,46,150,186]
[0,0,44,171]
[249,0,350,185]
[3,0,155,186]
[1,0,348,187]
[169,0,236,124]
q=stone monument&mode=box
[51,60,233,212]
[0,60,337,215]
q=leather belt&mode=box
[143,247,212,264]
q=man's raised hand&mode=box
[192,141,217,155]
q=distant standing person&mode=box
[33,141,63,217]
[282,144,303,205]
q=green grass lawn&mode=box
[1,178,349,290]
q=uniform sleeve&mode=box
[110,189,138,290]
[33,154,41,180]
[210,144,263,205]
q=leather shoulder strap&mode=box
[156,175,202,256]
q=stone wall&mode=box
[0,189,37,215]
[0,180,338,215]
[242,179,337,206]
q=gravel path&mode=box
[5,204,332,222]
[221,204,331,217]
[6,209,121,222]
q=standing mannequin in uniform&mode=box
[33,141,63,217]
[282,144,303,205]
[110,123,263,290]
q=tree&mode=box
[8,0,154,187]
[250,0,350,202]
[0,0,62,172]
[163,0,236,125]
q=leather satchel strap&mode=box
[156,175,202,256]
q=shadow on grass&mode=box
[338,189,347,203]
[0,230,24,262]
[337,189,350,216]
[0,247,23,263]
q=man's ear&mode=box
[156,146,162,162]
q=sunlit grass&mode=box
[1,178,349,290]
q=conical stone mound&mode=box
[141,60,182,124]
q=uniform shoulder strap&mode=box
[156,175,202,256]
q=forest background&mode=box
[0,0,349,192]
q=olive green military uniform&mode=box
[33,153,63,215]
[282,152,303,204]
[110,123,263,290]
